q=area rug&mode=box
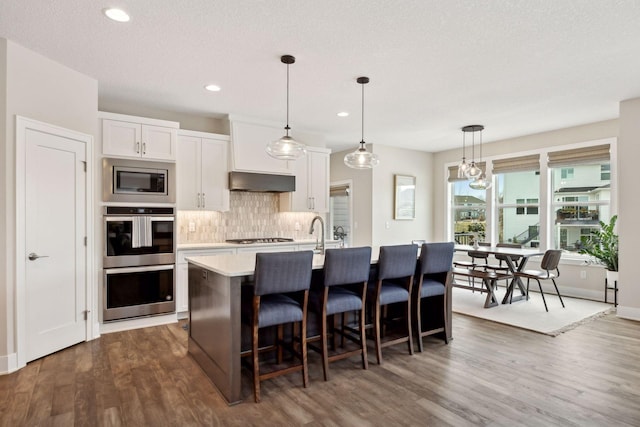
[451,286,613,336]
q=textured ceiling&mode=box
[2,0,640,152]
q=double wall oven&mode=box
[103,206,176,321]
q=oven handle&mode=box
[104,264,175,275]
[105,216,175,222]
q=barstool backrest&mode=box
[419,242,454,275]
[324,247,372,287]
[254,251,313,296]
[378,244,418,281]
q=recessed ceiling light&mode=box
[204,84,221,92]
[103,8,130,22]
[337,112,349,117]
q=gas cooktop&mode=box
[225,237,294,244]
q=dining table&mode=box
[454,245,546,304]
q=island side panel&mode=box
[188,263,242,405]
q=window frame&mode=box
[446,137,616,261]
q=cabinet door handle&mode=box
[136,141,140,153]
[197,193,201,208]
[311,197,315,210]
[202,193,205,208]
[142,142,146,155]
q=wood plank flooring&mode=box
[1,313,639,426]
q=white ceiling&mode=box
[2,0,640,152]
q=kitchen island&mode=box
[186,249,452,405]
[185,252,326,405]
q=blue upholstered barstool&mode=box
[368,244,418,364]
[244,250,313,402]
[414,242,454,352]
[309,246,372,380]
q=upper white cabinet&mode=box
[229,117,294,175]
[100,112,178,161]
[280,147,330,213]
[177,130,230,211]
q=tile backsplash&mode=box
[177,192,320,243]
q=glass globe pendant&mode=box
[266,55,306,160]
[344,77,379,169]
[469,173,492,190]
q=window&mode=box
[551,161,611,253]
[495,171,540,246]
[447,142,613,257]
[560,168,574,179]
[451,181,486,245]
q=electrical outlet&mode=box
[580,270,587,279]
[294,222,301,231]
[188,222,196,232]
[385,221,390,229]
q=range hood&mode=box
[229,171,295,193]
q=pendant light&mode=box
[463,125,483,179]
[266,55,306,160]
[466,124,492,190]
[344,77,380,169]
[457,129,470,178]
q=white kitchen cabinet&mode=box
[176,248,236,316]
[177,130,230,211]
[101,112,178,161]
[280,147,330,213]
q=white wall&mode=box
[99,99,230,135]
[0,39,98,372]
[371,145,433,246]
[618,98,640,320]
[329,144,433,247]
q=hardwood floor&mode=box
[1,313,639,426]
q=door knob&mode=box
[28,252,49,261]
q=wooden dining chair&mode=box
[485,242,521,288]
[514,249,565,312]
[242,250,313,402]
[368,244,418,364]
[453,242,489,291]
[414,242,454,352]
[308,246,371,381]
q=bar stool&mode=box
[368,244,418,364]
[242,250,313,402]
[414,242,454,352]
[308,246,371,381]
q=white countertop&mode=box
[177,239,340,251]
[186,252,327,277]
[186,247,380,277]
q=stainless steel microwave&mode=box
[103,158,176,203]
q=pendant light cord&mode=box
[360,81,365,146]
[285,62,290,136]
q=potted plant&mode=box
[579,214,619,283]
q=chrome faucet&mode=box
[309,215,325,254]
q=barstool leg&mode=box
[374,301,383,365]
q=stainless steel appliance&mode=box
[104,206,175,268]
[103,206,176,321]
[103,157,176,203]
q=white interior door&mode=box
[23,122,88,362]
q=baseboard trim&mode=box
[0,352,18,375]
[100,313,178,334]
[616,305,640,321]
